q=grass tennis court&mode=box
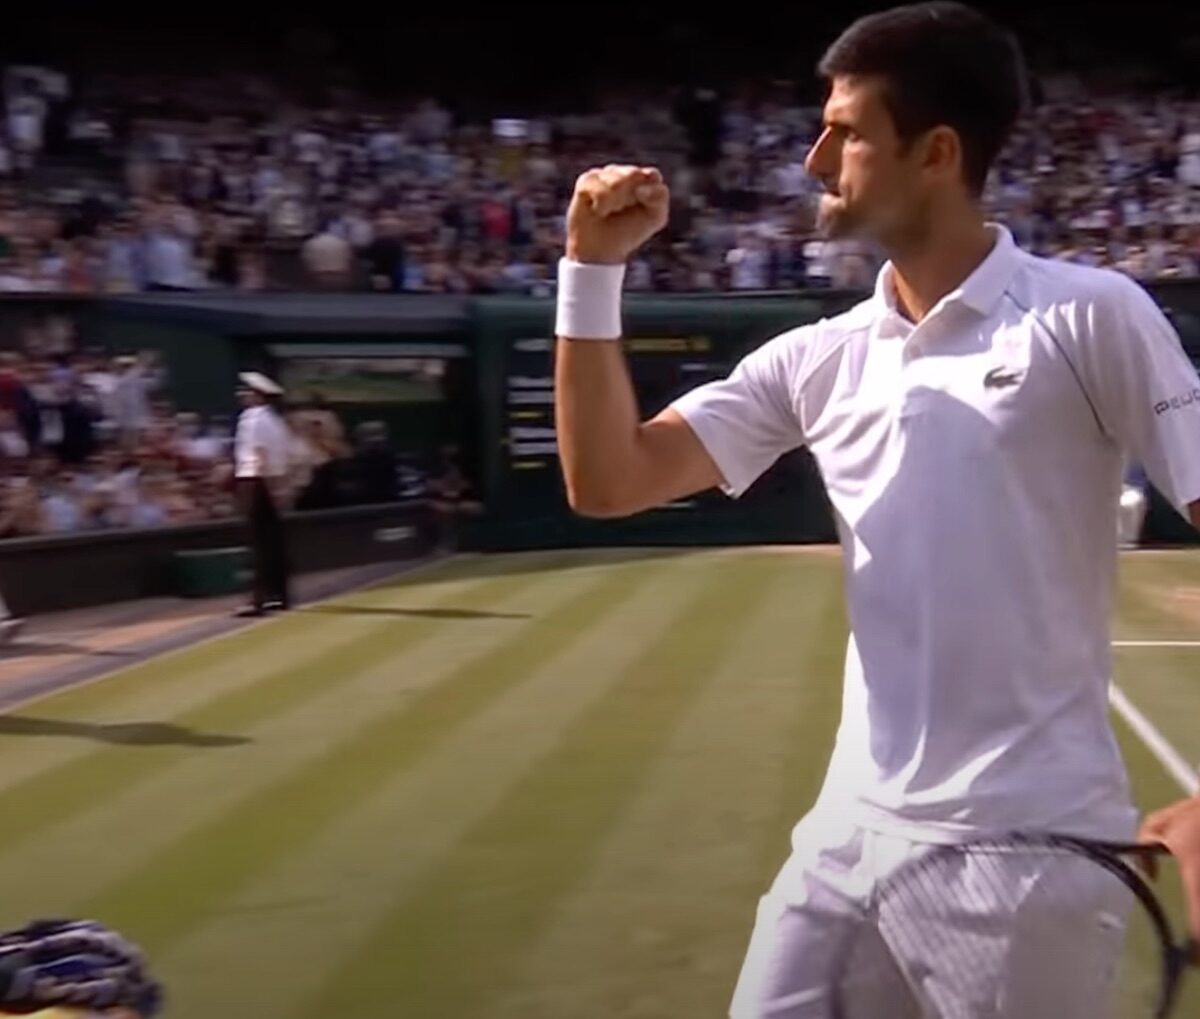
[0,547,1197,1018]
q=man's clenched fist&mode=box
[567,165,670,265]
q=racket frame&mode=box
[840,833,1194,1018]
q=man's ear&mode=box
[920,125,964,185]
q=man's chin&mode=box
[816,204,860,240]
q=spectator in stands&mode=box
[301,220,354,289]
[111,352,162,445]
[351,420,398,504]
[0,409,28,460]
[6,79,47,174]
[0,478,40,538]
[1181,128,1200,188]
[174,412,221,464]
[142,201,198,291]
[364,209,405,291]
[76,445,137,521]
[97,216,144,292]
[38,468,84,533]
[288,405,347,510]
[127,472,168,528]
[46,377,101,464]
[160,476,201,524]
[201,214,241,289]
[726,230,770,290]
[427,444,481,553]
[0,355,40,451]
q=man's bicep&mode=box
[665,338,807,499]
[632,408,727,508]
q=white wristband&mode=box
[555,258,626,340]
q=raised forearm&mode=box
[554,336,644,516]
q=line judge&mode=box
[234,371,293,618]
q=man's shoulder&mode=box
[1011,250,1147,311]
[754,297,874,370]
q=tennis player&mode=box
[553,2,1200,1015]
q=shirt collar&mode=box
[872,223,1021,320]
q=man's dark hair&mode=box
[818,1,1028,196]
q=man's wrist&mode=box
[555,258,626,340]
[564,241,625,267]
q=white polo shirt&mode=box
[672,224,1200,842]
[234,405,291,480]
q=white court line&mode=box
[1113,640,1200,648]
[1109,684,1200,795]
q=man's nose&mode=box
[805,129,835,182]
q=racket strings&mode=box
[839,839,1168,1017]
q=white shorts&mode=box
[729,811,1130,1018]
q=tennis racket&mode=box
[833,833,1195,1018]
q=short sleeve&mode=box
[1074,275,1200,515]
[669,330,807,498]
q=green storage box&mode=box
[172,546,251,598]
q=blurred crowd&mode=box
[0,66,1196,296]
[0,60,1193,539]
[0,313,430,539]
[0,331,239,538]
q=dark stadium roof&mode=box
[2,4,1197,104]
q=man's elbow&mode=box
[564,482,637,519]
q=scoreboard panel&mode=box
[476,293,856,549]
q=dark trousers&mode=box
[238,477,291,609]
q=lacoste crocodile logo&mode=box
[983,366,1023,390]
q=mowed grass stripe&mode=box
[149,556,708,1019]
[1120,550,1200,590]
[0,557,523,785]
[0,614,371,788]
[2,550,602,724]
[1112,708,1200,1017]
[0,562,608,925]
[78,554,669,951]
[1112,554,1200,1017]
[483,554,846,1019]
[1113,556,1200,767]
[0,563,549,867]
[1114,551,1200,640]
[1113,552,1200,638]
[297,554,788,1019]
[0,610,415,795]
[2,555,487,720]
[1113,646,1200,773]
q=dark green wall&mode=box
[94,318,239,419]
[6,282,1199,551]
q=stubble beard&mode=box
[816,193,860,240]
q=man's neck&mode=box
[888,213,996,323]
